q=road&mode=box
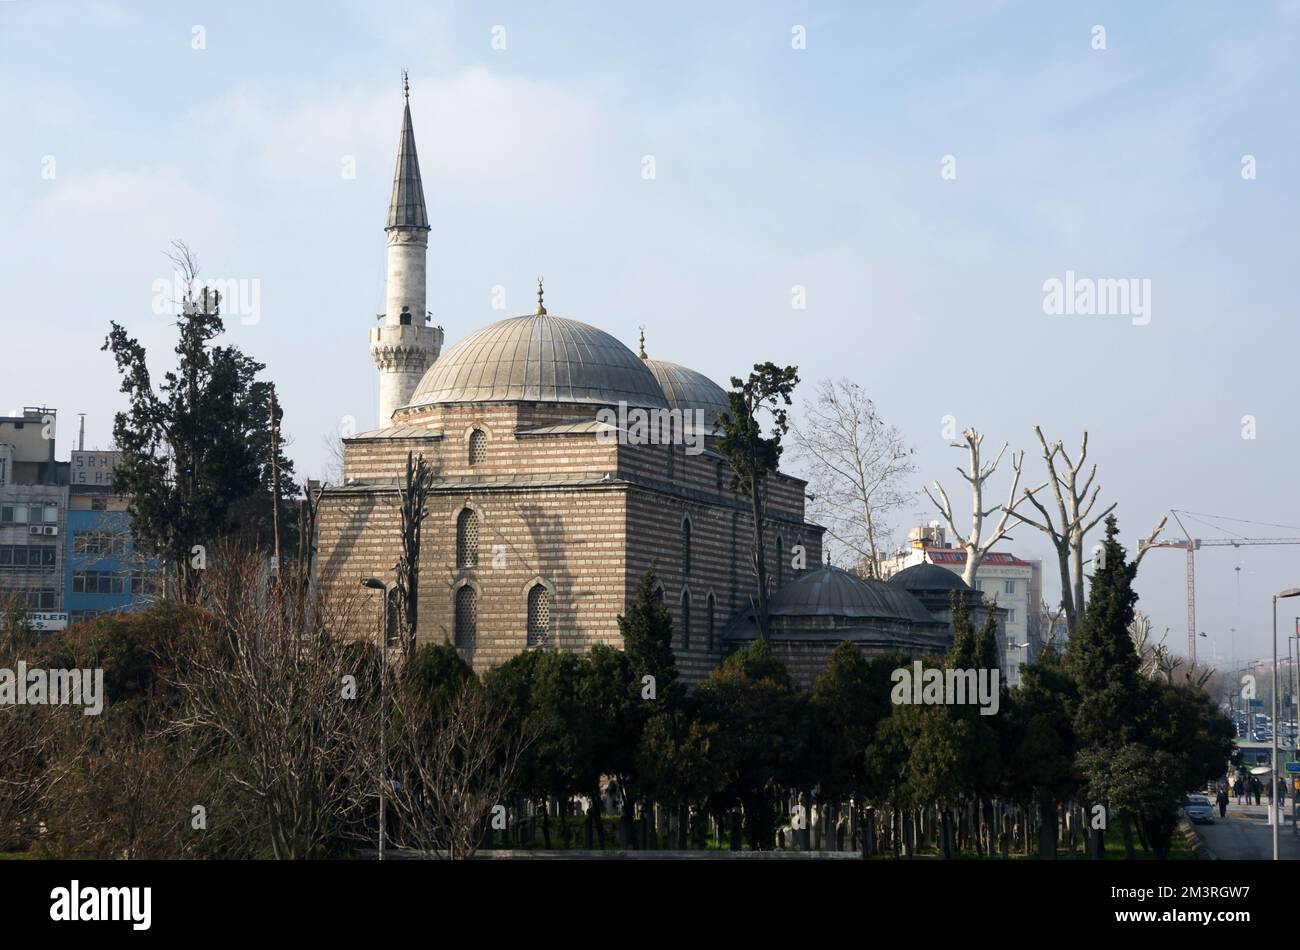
[1195,801,1300,859]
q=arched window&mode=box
[468,428,487,466]
[650,580,665,604]
[527,584,551,648]
[454,585,477,648]
[706,593,715,651]
[456,508,479,568]
[680,589,691,650]
[681,517,692,576]
[776,534,785,587]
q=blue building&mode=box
[63,457,159,624]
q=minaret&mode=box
[369,73,443,426]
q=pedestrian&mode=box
[1253,778,1262,806]
[1216,788,1228,818]
[1235,777,1245,804]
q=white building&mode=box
[879,523,1040,686]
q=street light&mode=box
[1272,587,1300,860]
[362,576,395,861]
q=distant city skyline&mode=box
[2,0,1298,660]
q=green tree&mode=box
[619,568,680,704]
[1006,646,1078,858]
[103,271,291,600]
[405,641,473,715]
[483,650,584,848]
[717,362,799,640]
[809,644,902,854]
[574,644,639,848]
[637,701,726,849]
[1066,514,1158,858]
[695,639,800,850]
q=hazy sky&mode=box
[2,1,1298,664]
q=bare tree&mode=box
[0,603,57,852]
[164,239,200,308]
[923,428,1035,586]
[163,553,377,859]
[395,451,436,663]
[1005,427,1165,634]
[383,679,533,859]
[38,709,206,859]
[792,379,916,578]
[1129,611,1212,688]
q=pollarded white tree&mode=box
[923,428,1038,586]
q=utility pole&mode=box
[269,384,282,575]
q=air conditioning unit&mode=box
[44,525,58,536]
[28,524,43,535]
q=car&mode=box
[1184,795,1215,824]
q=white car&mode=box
[1184,795,1215,824]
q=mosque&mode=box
[315,84,990,686]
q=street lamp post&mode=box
[1272,588,1300,860]
[362,576,395,861]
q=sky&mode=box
[2,0,1298,665]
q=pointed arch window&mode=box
[681,517,692,576]
[468,429,487,466]
[456,508,479,568]
[527,583,551,648]
[454,584,477,648]
[707,593,716,651]
[680,589,691,650]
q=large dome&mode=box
[642,358,729,426]
[406,314,669,410]
[769,565,936,625]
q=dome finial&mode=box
[402,69,410,100]
[535,277,546,315]
[638,325,646,359]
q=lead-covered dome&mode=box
[642,358,729,426]
[769,565,936,625]
[406,314,669,410]
[888,562,971,593]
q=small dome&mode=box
[406,314,669,410]
[888,562,971,592]
[770,565,936,625]
[642,358,729,426]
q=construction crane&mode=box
[1140,510,1300,665]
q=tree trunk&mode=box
[1037,799,1057,859]
[750,473,770,640]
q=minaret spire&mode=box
[370,76,443,426]
[638,325,646,359]
[535,277,546,316]
[387,74,430,232]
